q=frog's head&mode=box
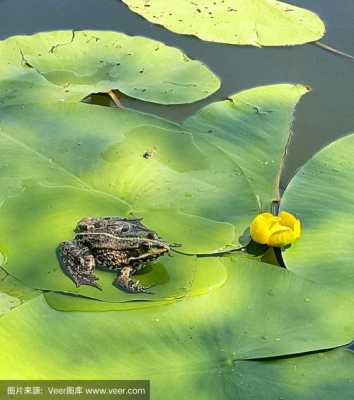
[118,218,159,240]
[115,217,170,251]
[74,217,97,233]
[113,217,171,253]
[75,216,169,250]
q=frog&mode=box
[57,216,171,294]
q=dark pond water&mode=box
[0,0,353,188]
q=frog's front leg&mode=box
[57,241,101,290]
[114,266,153,294]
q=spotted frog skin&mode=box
[57,217,170,294]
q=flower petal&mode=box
[279,211,298,228]
[268,221,290,235]
[250,214,272,244]
[268,228,296,247]
[293,219,301,239]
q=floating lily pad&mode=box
[184,84,310,209]
[232,349,354,400]
[0,268,39,318]
[0,83,314,303]
[0,102,236,302]
[0,292,21,318]
[44,292,175,312]
[0,101,258,252]
[0,257,353,389]
[122,0,325,46]
[0,30,220,106]
[281,133,354,297]
[0,82,312,303]
[0,271,39,304]
[0,182,229,303]
[44,256,227,311]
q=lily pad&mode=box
[184,83,310,209]
[0,83,316,302]
[0,82,313,301]
[0,267,39,317]
[232,349,354,400]
[122,0,325,46]
[281,133,354,297]
[44,256,227,311]
[0,102,237,301]
[0,182,229,303]
[0,257,353,388]
[0,30,220,106]
[44,292,175,312]
[0,292,21,318]
[0,101,258,250]
[0,272,39,303]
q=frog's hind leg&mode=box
[57,241,101,290]
[114,266,153,294]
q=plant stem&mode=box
[315,41,354,61]
[108,90,123,108]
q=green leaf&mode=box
[0,177,228,304]
[0,81,313,301]
[0,181,226,303]
[0,101,254,247]
[0,267,39,317]
[122,0,325,46]
[281,133,354,297]
[0,292,21,318]
[44,292,175,312]
[0,30,220,106]
[0,184,196,302]
[5,100,260,230]
[0,102,236,301]
[45,256,227,311]
[0,257,353,389]
[0,83,313,302]
[184,83,310,210]
[232,349,354,400]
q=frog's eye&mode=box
[120,224,130,234]
[78,222,94,231]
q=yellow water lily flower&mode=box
[250,211,301,247]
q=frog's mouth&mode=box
[127,247,170,264]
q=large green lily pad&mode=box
[122,0,325,46]
[0,292,21,318]
[184,83,309,209]
[0,101,241,302]
[0,267,39,318]
[44,291,175,312]
[0,183,216,302]
[44,255,227,311]
[0,83,313,302]
[0,30,220,106]
[0,101,255,250]
[232,349,354,400]
[281,133,354,297]
[0,257,353,390]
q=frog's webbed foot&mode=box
[57,241,102,290]
[114,266,153,294]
